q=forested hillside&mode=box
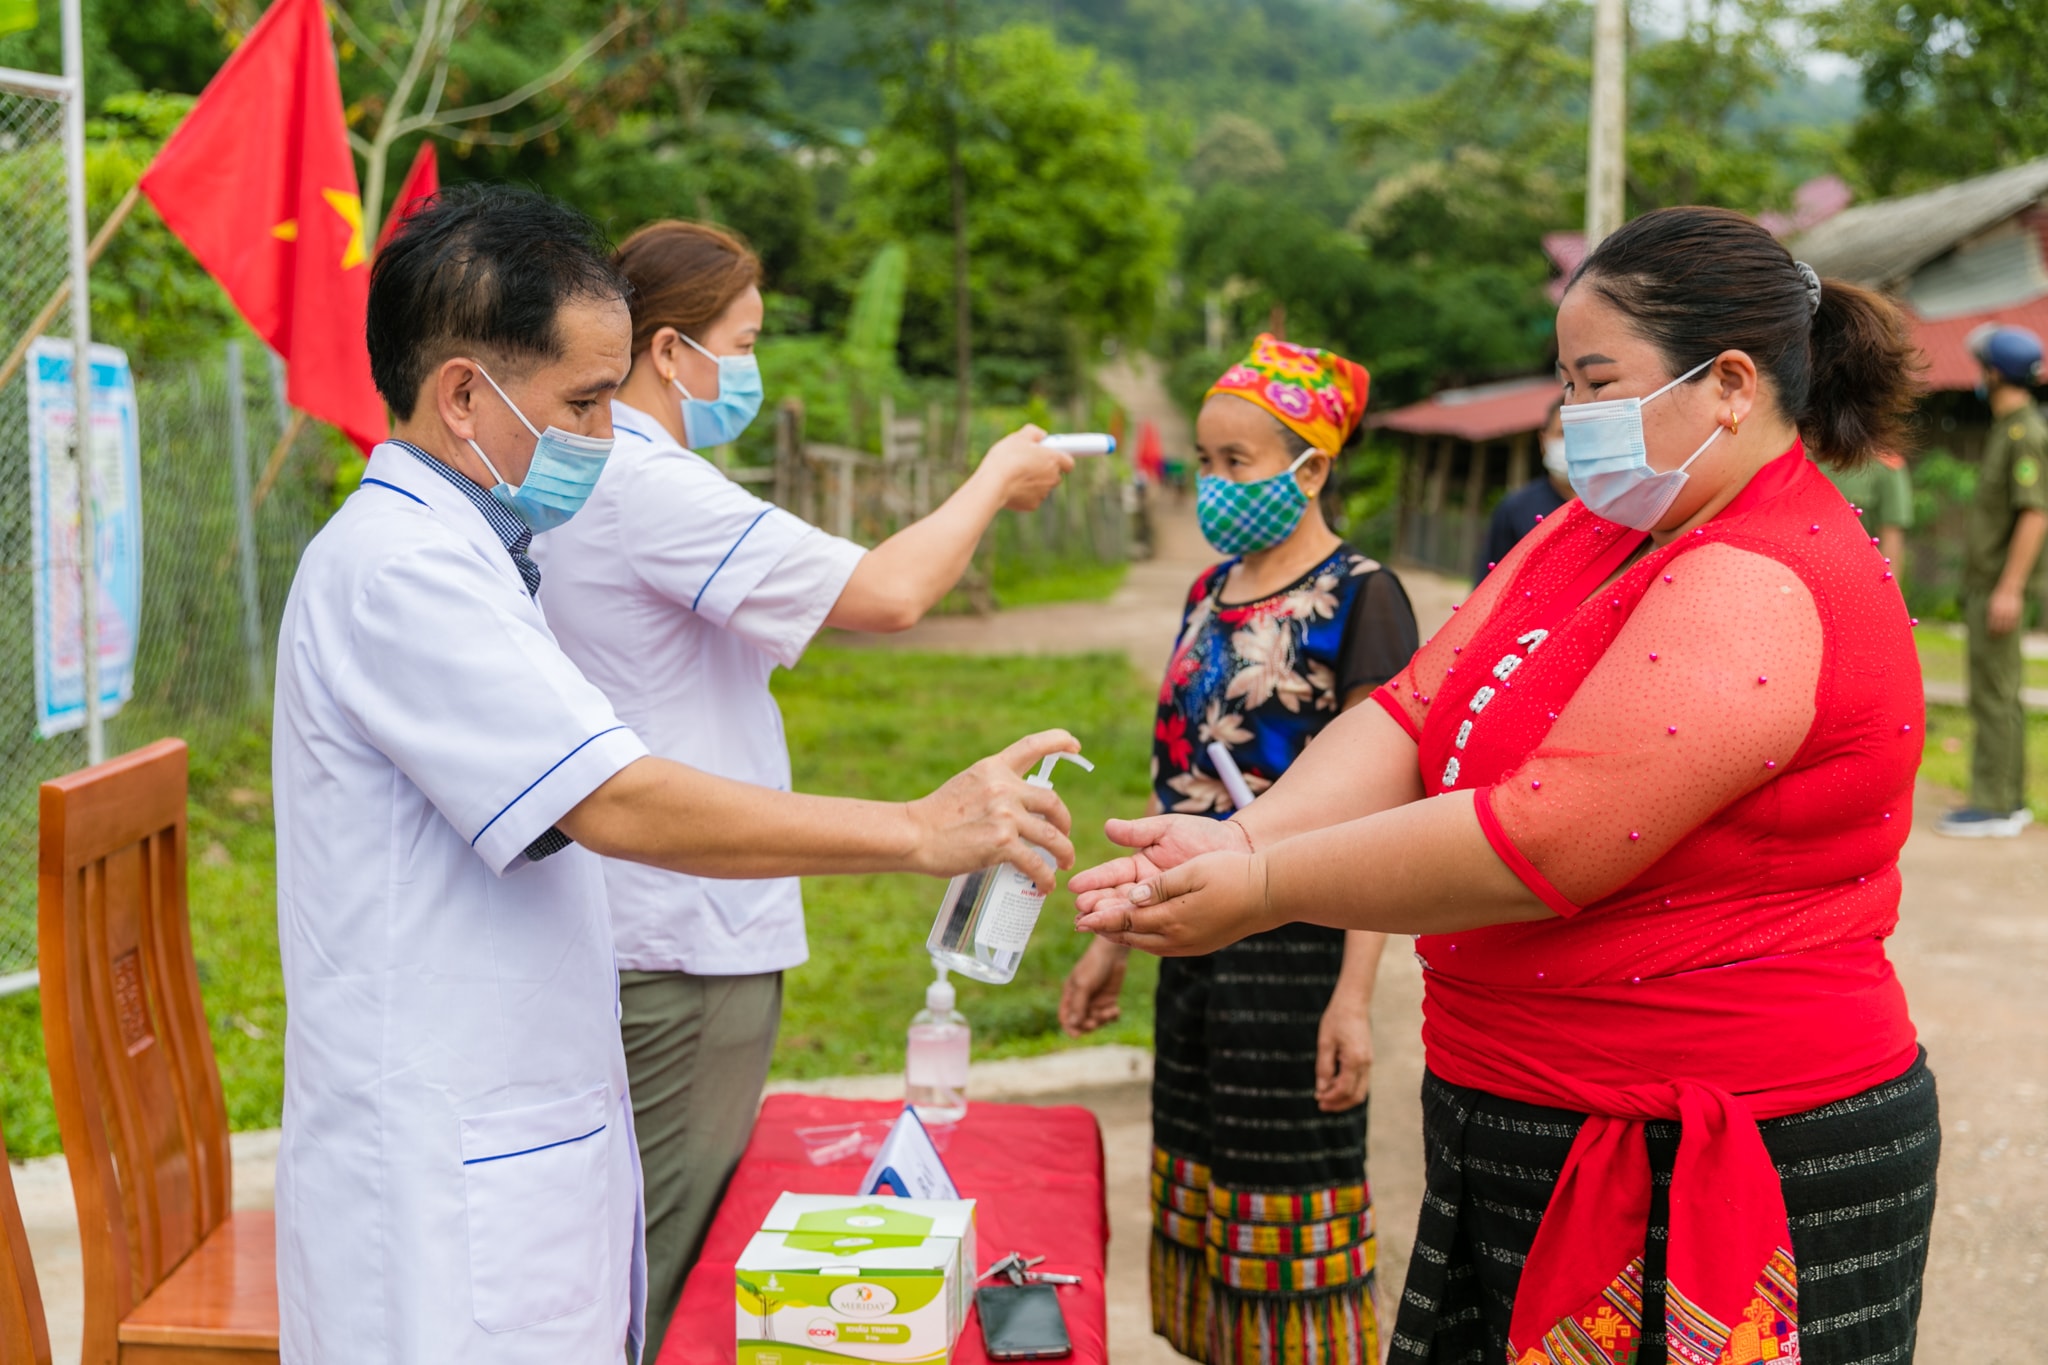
[0,0,2018,417]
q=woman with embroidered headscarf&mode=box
[1061,335,1418,1365]
[1070,207,1939,1365]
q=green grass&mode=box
[990,558,1129,609]
[1914,625,2048,690]
[770,647,1159,1078]
[930,557,1131,616]
[0,648,1161,1159]
[1919,703,2048,821]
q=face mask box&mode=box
[734,1193,978,1364]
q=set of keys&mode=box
[978,1250,1083,1287]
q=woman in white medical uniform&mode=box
[533,220,1075,1350]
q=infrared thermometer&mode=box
[1041,433,1117,456]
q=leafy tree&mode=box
[853,23,1177,401]
[0,0,227,111]
[1187,115,1286,193]
[1348,0,1809,223]
[1820,0,2048,195]
[1201,0,1827,402]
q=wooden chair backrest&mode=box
[38,739,230,1364]
[0,1120,52,1365]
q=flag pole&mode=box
[61,0,102,763]
[252,409,309,513]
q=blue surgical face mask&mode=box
[673,333,764,448]
[1560,357,1720,531]
[466,364,614,534]
[1196,448,1317,555]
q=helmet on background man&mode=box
[1965,323,2044,386]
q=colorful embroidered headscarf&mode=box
[1206,334,1371,455]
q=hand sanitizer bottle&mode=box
[906,970,970,1124]
[926,751,1094,984]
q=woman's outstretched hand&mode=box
[1315,993,1373,1112]
[1068,814,1250,921]
[1058,937,1130,1036]
[1072,848,1277,956]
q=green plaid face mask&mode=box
[1196,449,1316,555]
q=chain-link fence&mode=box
[0,76,78,982]
[0,321,331,978]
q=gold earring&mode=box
[1731,413,1741,436]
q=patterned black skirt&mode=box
[1151,922,1379,1365]
[1388,1051,1940,1365]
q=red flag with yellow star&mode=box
[375,140,440,253]
[141,0,386,452]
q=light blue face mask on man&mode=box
[672,333,765,448]
[466,364,614,534]
[1560,356,1720,531]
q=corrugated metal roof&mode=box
[1790,157,2048,288]
[1369,376,1557,442]
[1911,295,2048,392]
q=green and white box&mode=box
[735,1193,979,1365]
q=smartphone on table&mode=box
[975,1283,1072,1360]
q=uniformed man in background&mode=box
[1817,447,1913,582]
[1940,324,2047,837]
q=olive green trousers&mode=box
[620,968,783,1359]
[1965,592,2027,814]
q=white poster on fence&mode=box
[27,338,141,738]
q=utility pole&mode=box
[1585,0,1627,249]
[943,0,972,460]
[61,0,102,764]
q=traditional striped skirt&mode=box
[1388,1051,1940,1365]
[1150,923,1379,1365]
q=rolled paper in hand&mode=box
[1206,742,1257,812]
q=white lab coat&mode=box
[533,402,863,974]
[272,444,652,1363]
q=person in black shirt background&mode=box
[1474,397,1570,583]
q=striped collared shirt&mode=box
[392,440,570,861]
[395,440,543,597]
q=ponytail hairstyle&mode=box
[612,220,762,357]
[1567,206,1923,469]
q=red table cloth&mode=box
[661,1093,1110,1364]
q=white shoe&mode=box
[1937,807,2035,838]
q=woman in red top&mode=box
[1071,206,1938,1365]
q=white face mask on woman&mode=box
[1560,357,1719,531]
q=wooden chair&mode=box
[2,1118,53,1365]
[38,739,278,1364]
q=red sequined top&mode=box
[1372,443,1925,1361]
[1373,443,1924,988]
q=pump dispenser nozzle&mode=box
[1028,752,1095,787]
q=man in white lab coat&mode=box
[271,185,1077,1364]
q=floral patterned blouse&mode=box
[1153,545,1420,816]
